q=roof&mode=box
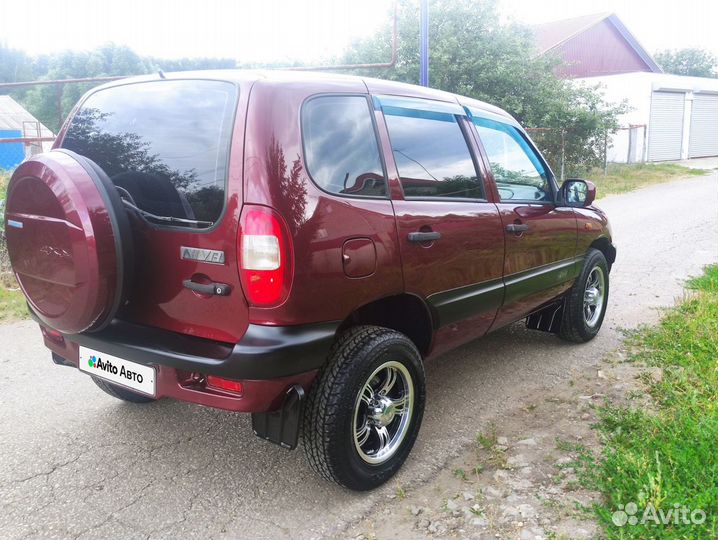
[94,69,515,122]
[533,12,610,55]
[533,12,662,73]
[0,95,54,136]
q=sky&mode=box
[0,0,716,63]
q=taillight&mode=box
[238,205,293,307]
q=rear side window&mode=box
[383,109,483,199]
[302,96,386,197]
[62,80,237,228]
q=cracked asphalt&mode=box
[1,172,716,540]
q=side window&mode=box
[383,109,483,199]
[302,95,387,197]
[473,118,551,202]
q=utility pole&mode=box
[420,0,429,87]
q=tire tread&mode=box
[559,248,609,343]
[302,325,424,490]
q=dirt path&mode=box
[0,173,716,540]
[345,350,656,540]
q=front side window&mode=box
[62,79,237,228]
[473,117,551,202]
[384,109,483,199]
[302,96,386,197]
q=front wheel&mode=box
[559,248,610,343]
[302,325,426,491]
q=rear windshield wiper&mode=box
[121,199,214,227]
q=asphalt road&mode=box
[1,173,717,540]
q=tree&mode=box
[0,43,35,83]
[338,0,626,175]
[19,44,153,132]
[655,48,718,78]
[12,44,238,133]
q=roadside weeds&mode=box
[0,274,26,323]
[592,163,707,198]
[1,171,28,322]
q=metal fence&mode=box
[0,188,10,276]
[0,122,644,180]
[526,125,648,180]
[0,127,55,170]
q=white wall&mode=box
[574,73,718,162]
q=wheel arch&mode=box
[337,294,434,356]
[589,236,616,270]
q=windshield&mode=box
[62,79,238,228]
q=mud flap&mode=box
[251,384,305,450]
[526,299,564,334]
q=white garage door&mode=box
[688,93,718,158]
[648,91,685,161]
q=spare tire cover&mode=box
[5,149,132,334]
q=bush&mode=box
[1,170,11,274]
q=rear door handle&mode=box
[505,223,529,233]
[408,231,442,242]
[183,280,231,296]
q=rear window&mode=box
[302,95,386,197]
[62,79,237,228]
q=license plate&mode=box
[78,346,156,397]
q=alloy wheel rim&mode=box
[583,266,606,328]
[353,361,414,465]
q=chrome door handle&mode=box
[408,231,442,242]
[505,223,529,233]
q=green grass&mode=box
[1,169,9,236]
[1,170,27,322]
[591,163,707,198]
[581,266,718,539]
[0,169,8,223]
[0,278,26,322]
[0,169,8,193]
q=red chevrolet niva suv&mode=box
[5,70,615,490]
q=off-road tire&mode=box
[302,325,426,491]
[559,248,609,343]
[92,377,155,404]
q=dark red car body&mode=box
[6,70,615,418]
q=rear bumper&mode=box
[40,317,339,412]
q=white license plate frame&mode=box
[78,346,156,397]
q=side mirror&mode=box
[560,179,596,207]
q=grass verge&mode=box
[0,169,8,199]
[0,274,27,322]
[578,265,717,539]
[1,170,28,322]
[591,163,707,198]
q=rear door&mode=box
[59,78,249,343]
[373,96,505,355]
[469,112,578,329]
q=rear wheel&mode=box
[302,325,425,491]
[91,377,155,404]
[559,248,609,343]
